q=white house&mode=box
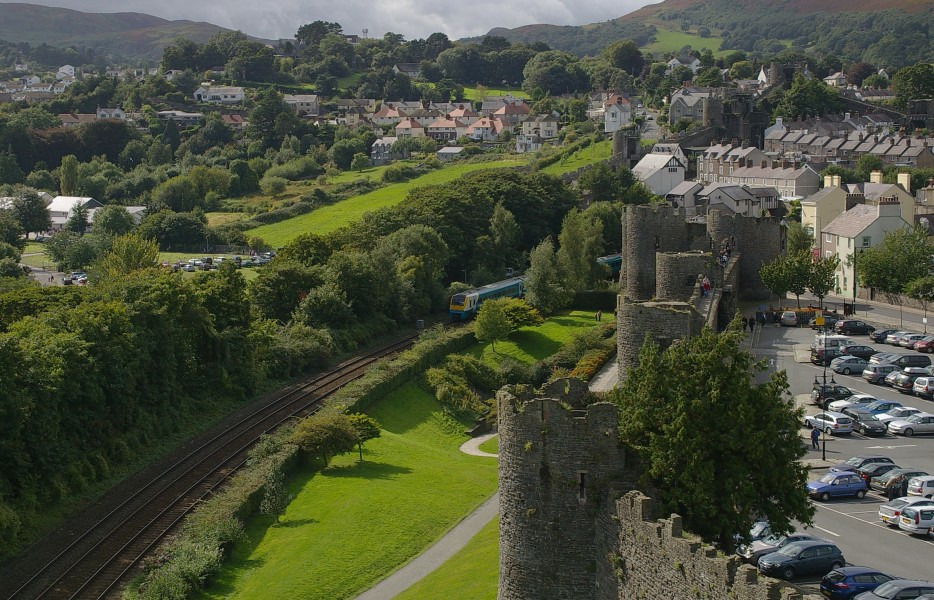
[48,196,103,230]
[283,94,319,117]
[193,84,245,104]
[631,154,686,196]
[603,95,632,133]
[57,65,75,80]
[823,72,847,87]
[821,197,909,296]
[666,55,701,75]
[96,107,126,120]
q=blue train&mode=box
[449,276,526,320]
[596,253,623,276]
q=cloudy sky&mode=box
[12,0,653,40]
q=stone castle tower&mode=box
[497,379,634,600]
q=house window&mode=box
[847,238,851,248]
[825,251,833,258]
[719,166,723,175]
[861,236,871,247]
[825,233,832,243]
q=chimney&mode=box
[870,170,883,184]
[741,140,748,149]
[781,159,788,169]
[824,175,833,188]
[898,172,911,194]
[746,158,753,168]
[761,160,768,168]
[845,193,865,210]
[877,195,901,217]
[832,175,842,187]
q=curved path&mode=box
[354,433,499,600]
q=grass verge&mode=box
[199,382,498,600]
[247,158,526,247]
[539,141,613,176]
[478,435,499,455]
[394,517,499,600]
[467,310,599,366]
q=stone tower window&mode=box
[578,472,587,504]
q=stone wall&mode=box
[497,380,634,600]
[707,208,782,301]
[612,492,818,600]
[656,251,712,301]
[617,299,704,376]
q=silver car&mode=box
[888,412,934,436]
[828,394,877,412]
[879,496,934,526]
[805,411,854,435]
[831,356,868,375]
[878,406,922,425]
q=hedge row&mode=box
[128,324,474,598]
[533,134,596,170]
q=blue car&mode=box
[807,471,868,501]
[820,566,895,599]
[864,399,903,415]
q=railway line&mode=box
[1,332,423,600]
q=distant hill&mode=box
[470,0,934,66]
[0,3,268,62]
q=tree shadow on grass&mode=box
[546,316,593,328]
[277,517,318,528]
[322,460,413,481]
[508,330,562,360]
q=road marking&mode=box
[865,445,917,449]
[843,510,882,514]
[815,504,934,547]
[811,525,840,537]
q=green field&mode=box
[644,27,727,57]
[395,517,499,600]
[478,435,499,455]
[462,86,529,101]
[539,141,613,176]
[469,310,598,367]
[19,242,50,268]
[200,382,498,600]
[247,158,527,247]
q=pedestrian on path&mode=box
[742,317,748,332]
[810,426,820,450]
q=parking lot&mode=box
[750,321,934,590]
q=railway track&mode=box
[2,332,422,600]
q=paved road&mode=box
[753,323,934,589]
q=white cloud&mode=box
[18,0,651,40]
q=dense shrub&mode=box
[263,156,324,181]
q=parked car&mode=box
[813,347,845,366]
[912,376,934,399]
[888,412,934,436]
[781,311,799,326]
[841,345,878,359]
[898,504,934,535]
[738,532,823,565]
[757,539,845,580]
[734,520,773,546]
[886,331,915,345]
[805,412,854,436]
[831,455,895,473]
[901,333,929,348]
[828,394,878,412]
[812,383,854,406]
[808,471,869,501]
[863,364,899,384]
[870,329,898,343]
[871,468,930,493]
[878,406,922,425]
[832,356,869,375]
[810,315,839,330]
[841,408,888,436]
[887,354,932,369]
[906,475,934,498]
[914,336,934,352]
[820,566,895,600]
[835,320,877,336]
[855,580,934,599]
[879,495,934,526]
[857,462,902,485]
[864,400,903,415]
[892,368,929,393]
[812,334,857,351]
[883,370,901,387]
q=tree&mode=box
[785,250,813,309]
[92,234,159,280]
[521,51,589,96]
[260,175,288,197]
[891,63,934,107]
[760,256,791,308]
[807,254,840,310]
[474,298,513,351]
[525,237,571,314]
[0,210,25,250]
[785,221,813,254]
[291,413,357,467]
[857,225,931,323]
[855,154,884,181]
[776,74,843,118]
[603,40,644,76]
[248,87,298,150]
[556,209,604,292]
[610,320,813,552]
[259,466,292,524]
[91,204,135,237]
[350,152,370,171]
[0,148,24,185]
[65,203,90,236]
[693,66,723,87]
[348,413,381,461]
[729,61,755,80]
[11,189,51,239]
[846,62,876,86]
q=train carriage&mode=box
[449,277,526,320]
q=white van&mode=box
[811,334,856,351]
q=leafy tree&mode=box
[522,51,589,96]
[475,298,513,350]
[855,154,884,181]
[498,297,543,329]
[259,466,292,524]
[905,276,934,328]
[92,234,158,280]
[91,204,135,237]
[603,40,644,76]
[329,138,366,170]
[0,148,24,185]
[44,229,103,269]
[611,321,813,552]
[857,225,930,320]
[807,255,840,309]
[347,413,381,461]
[65,203,90,236]
[693,66,723,87]
[248,87,299,150]
[0,210,25,250]
[293,281,354,328]
[891,63,934,107]
[291,413,357,467]
[760,256,791,308]
[729,61,755,80]
[260,175,288,197]
[556,209,604,292]
[861,74,888,89]
[785,250,813,308]
[11,189,51,239]
[249,260,325,322]
[846,62,876,86]
[525,237,571,314]
[350,152,370,172]
[776,74,842,118]
[786,221,813,254]
[136,210,208,250]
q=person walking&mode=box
[742,317,748,332]
[810,426,820,450]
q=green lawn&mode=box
[462,86,529,101]
[395,517,499,600]
[199,382,498,600]
[205,212,247,227]
[478,435,498,455]
[247,158,527,247]
[467,310,598,366]
[19,242,50,268]
[644,27,727,57]
[539,141,613,176]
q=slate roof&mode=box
[822,204,879,237]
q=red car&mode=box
[913,336,934,353]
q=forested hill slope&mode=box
[472,0,934,65]
[0,3,253,61]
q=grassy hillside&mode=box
[539,140,613,175]
[642,27,727,57]
[247,158,527,247]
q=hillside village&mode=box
[1,5,934,600]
